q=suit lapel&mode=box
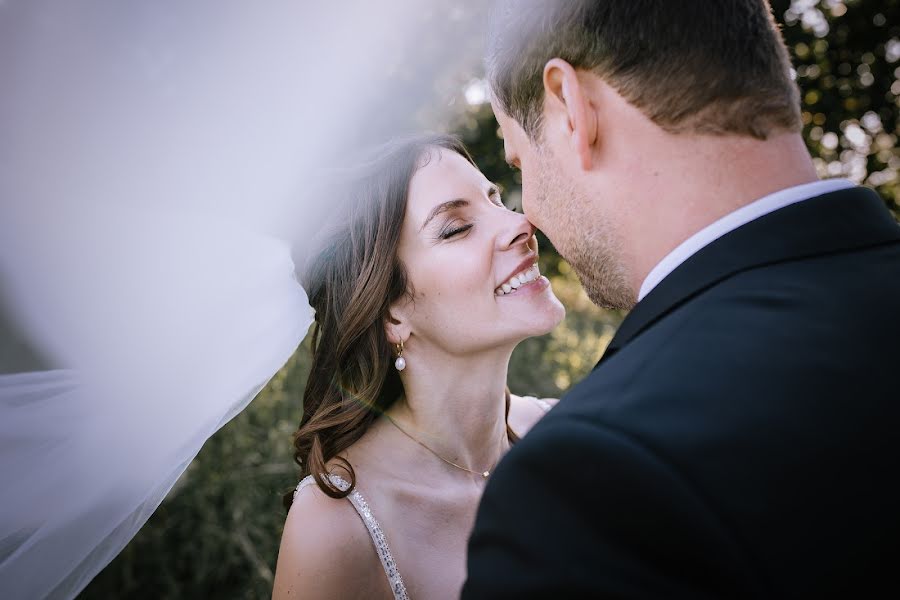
[594,186,900,369]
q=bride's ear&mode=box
[383,304,411,347]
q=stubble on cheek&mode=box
[566,225,635,310]
[532,153,635,311]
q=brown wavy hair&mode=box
[284,134,518,509]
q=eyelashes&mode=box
[435,195,511,240]
[439,223,474,239]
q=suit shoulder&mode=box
[496,416,684,491]
[474,416,757,595]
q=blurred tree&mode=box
[81,1,898,598]
[772,0,899,217]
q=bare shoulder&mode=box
[508,394,560,437]
[272,479,388,600]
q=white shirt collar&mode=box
[637,179,857,302]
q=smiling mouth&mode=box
[495,263,540,296]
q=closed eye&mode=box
[440,223,473,239]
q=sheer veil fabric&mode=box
[0,208,314,599]
[0,0,459,597]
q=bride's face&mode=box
[393,148,565,355]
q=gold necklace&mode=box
[385,415,507,479]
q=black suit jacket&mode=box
[463,186,900,599]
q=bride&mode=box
[272,134,565,599]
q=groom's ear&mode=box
[543,58,598,171]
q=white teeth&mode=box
[495,264,541,296]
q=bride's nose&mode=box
[498,211,536,250]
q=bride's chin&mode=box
[476,307,566,348]
[535,297,567,330]
[517,313,566,340]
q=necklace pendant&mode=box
[482,471,490,478]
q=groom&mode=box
[464,1,900,598]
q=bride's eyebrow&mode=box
[420,199,469,232]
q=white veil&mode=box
[0,1,484,597]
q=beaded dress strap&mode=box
[294,474,409,600]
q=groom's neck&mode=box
[622,130,818,294]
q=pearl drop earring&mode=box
[394,340,406,372]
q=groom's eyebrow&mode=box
[420,199,470,232]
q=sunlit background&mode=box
[79,1,898,597]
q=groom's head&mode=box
[488,0,803,309]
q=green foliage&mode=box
[82,2,898,597]
[773,0,899,217]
